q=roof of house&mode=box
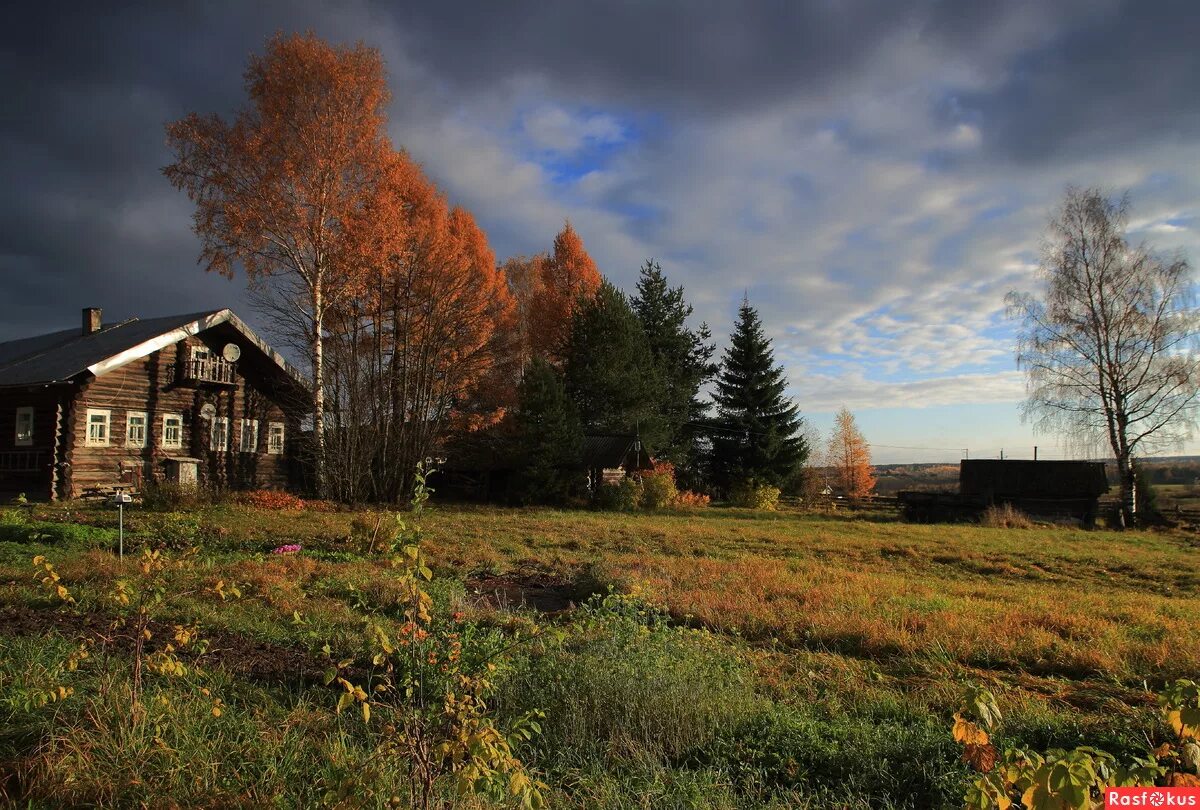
[959,459,1109,499]
[581,434,653,470]
[0,309,309,393]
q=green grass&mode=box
[0,499,1195,807]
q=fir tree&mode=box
[564,280,666,446]
[513,358,583,504]
[711,299,807,490]
[630,260,716,485]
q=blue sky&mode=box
[2,1,1200,463]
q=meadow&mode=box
[1,496,1197,808]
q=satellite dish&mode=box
[199,403,217,420]
[222,343,242,362]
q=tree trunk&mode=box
[1118,455,1136,529]
[312,281,326,498]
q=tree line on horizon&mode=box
[162,32,884,504]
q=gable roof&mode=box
[581,434,654,470]
[0,309,309,394]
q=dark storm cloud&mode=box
[958,0,1200,161]
[0,0,1197,352]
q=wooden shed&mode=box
[582,434,654,492]
[0,308,309,500]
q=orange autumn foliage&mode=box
[164,33,395,491]
[326,150,518,499]
[528,222,602,363]
[827,407,876,499]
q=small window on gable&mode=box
[162,414,183,449]
[86,409,111,447]
[240,418,259,453]
[268,422,285,455]
[210,416,230,452]
[15,407,34,446]
[126,411,147,448]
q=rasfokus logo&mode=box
[1106,787,1200,807]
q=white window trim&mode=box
[126,411,147,448]
[162,413,183,450]
[267,422,285,455]
[239,418,259,454]
[210,416,230,452]
[86,408,111,447]
[15,406,34,447]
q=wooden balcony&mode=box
[182,357,237,385]
[0,450,47,473]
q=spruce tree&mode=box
[711,299,807,491]
[564,280,666,446]
[630,260,716,483]
[513,358,583,504]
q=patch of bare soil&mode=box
[465,568,580,614]
[0,605,330,686]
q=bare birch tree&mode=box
[1007,187,1200,526]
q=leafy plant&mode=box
[955,681,1200,808]
[639,461,679,510]
[730,480,781,510]
[595,476,644,512]
[324,463,546,809]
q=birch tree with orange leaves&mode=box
[324,151,518,501]
[164,33,391,494]
[827,407,876,499]
[528,222,602,363]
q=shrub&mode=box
[639,462,678,510]
[980,503,1032,529]
[595,477,643,512]
[672,490,711,509]
[729,481,781,510]
[235,489,307,511]
[140,481,215,511]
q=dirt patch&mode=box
[465,569,581,613]
[0,605,331,686]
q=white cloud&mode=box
[521,106,625,154]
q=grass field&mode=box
[1,498,1197,807]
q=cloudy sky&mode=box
[3,0,1199,463]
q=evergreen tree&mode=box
[630,260,716,485]
[711,299,807,491]
[564,280,666,446]
[513,358,583,504]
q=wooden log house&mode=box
[0,308,309,499]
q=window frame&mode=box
[239,418,259,454]
[162,413,183,450]
[126,411,147,449]
[14,406,34,447]
[210,416,230,452]
[267,422,285,455]
[85,409,111,447]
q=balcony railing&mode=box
[183,357,237,384]
[0,450,46,473]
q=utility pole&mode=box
[1000,449,1004,460]
[1034,445,1038,461]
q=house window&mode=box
[162,414,183,449]
[126,411,147,448]
[14,407,34,446]
[86,409,111,447]
[240,418,259,453]
[210,416,229,452]
[267,422,285,455]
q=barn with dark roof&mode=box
[0,308,308,499]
